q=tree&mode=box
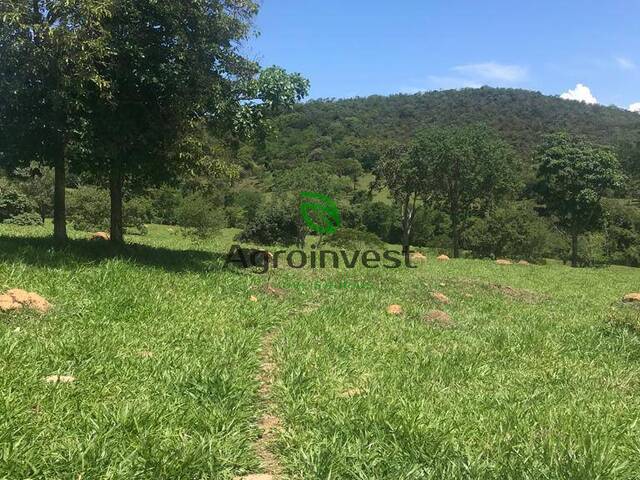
[0,1,111,243]
[372,144,431,254]
[412,126,517,257]
[535,133,624,267]
[85,1,308,245]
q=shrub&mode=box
[462,201,554,262]
[326,228,385,250]
[361,201,397,242]
[175,192,226,239]
[67,186,110,232]
[2,212,43,226]
[148,185,182,225]
[0,180,37,222]
[237,200,298,246]
[124,196,153,235]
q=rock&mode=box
[410,252,427,262]
[496,259,513,265]
[518,260,530,266]
[437,255,450,261]
[424,310,455,328]
[386,304,403,315]
[0,294,22,312]
[90,232,110,241]
[249,295,258,302]
[431,292,450,304]
[7,289,52,313]
[45,375,76,384]
[623,293,640,303]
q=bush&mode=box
[462,201,554,262]
[67,186,110,232]
[326,228,385,250]
[124,196,153,235]
[602,200,640,267]
[361,201,397,242]
[237,200,298,246]
[148,185,182,225]
[175,192,226,239]
[2,212,43,226]
[0,180,37,222]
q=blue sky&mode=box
[248,0,640,111]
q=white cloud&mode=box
[452,62,528,82]
[560,84,598,104]
[616,56,636,70]
[630,102,640,113]
[427,76,482,90]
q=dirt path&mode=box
[237,330,283,480]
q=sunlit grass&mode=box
[1,223,640,479]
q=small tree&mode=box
[412,126,516,257]
[535,133,624,267]
[372,144,430,254]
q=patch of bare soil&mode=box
[623,293,640,303]
[251,284,286,299]
[431,292,450,304]
[45,375,75,384]
[386,304,403,315]
[236,330,282,480]
[1,289,52,313]
[452,278,548,304]
[90,232,110,241]
[423,310,455,328]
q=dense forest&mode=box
[262,87,640,176]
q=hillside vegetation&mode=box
[265,87,640,173]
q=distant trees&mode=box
[535,133,624,267]
[372,126,516,256]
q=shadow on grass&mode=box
[0,235,234,274]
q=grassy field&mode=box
[1,224,640,479]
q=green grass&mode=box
[2,224,640,479]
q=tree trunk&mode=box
[451,206,460,258]
[571,232,579,268]
[110,158,124,245]
[53,148,67,245]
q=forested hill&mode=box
[264,87,640,172]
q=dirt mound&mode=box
[0,294,22,312]
[386,304,403,315]
[437,255,450,261]
[496,259,513,265]
[431,292,450,304]
[623,293,640,303]
[423,310,455,328]
[1,289,51,313]
[90,232,110,241]
[411,252,427,262]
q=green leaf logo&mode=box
[300,192,341,235]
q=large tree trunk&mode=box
[110,158,124,245]
[571,232,579,268]
[53,147,67,245]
